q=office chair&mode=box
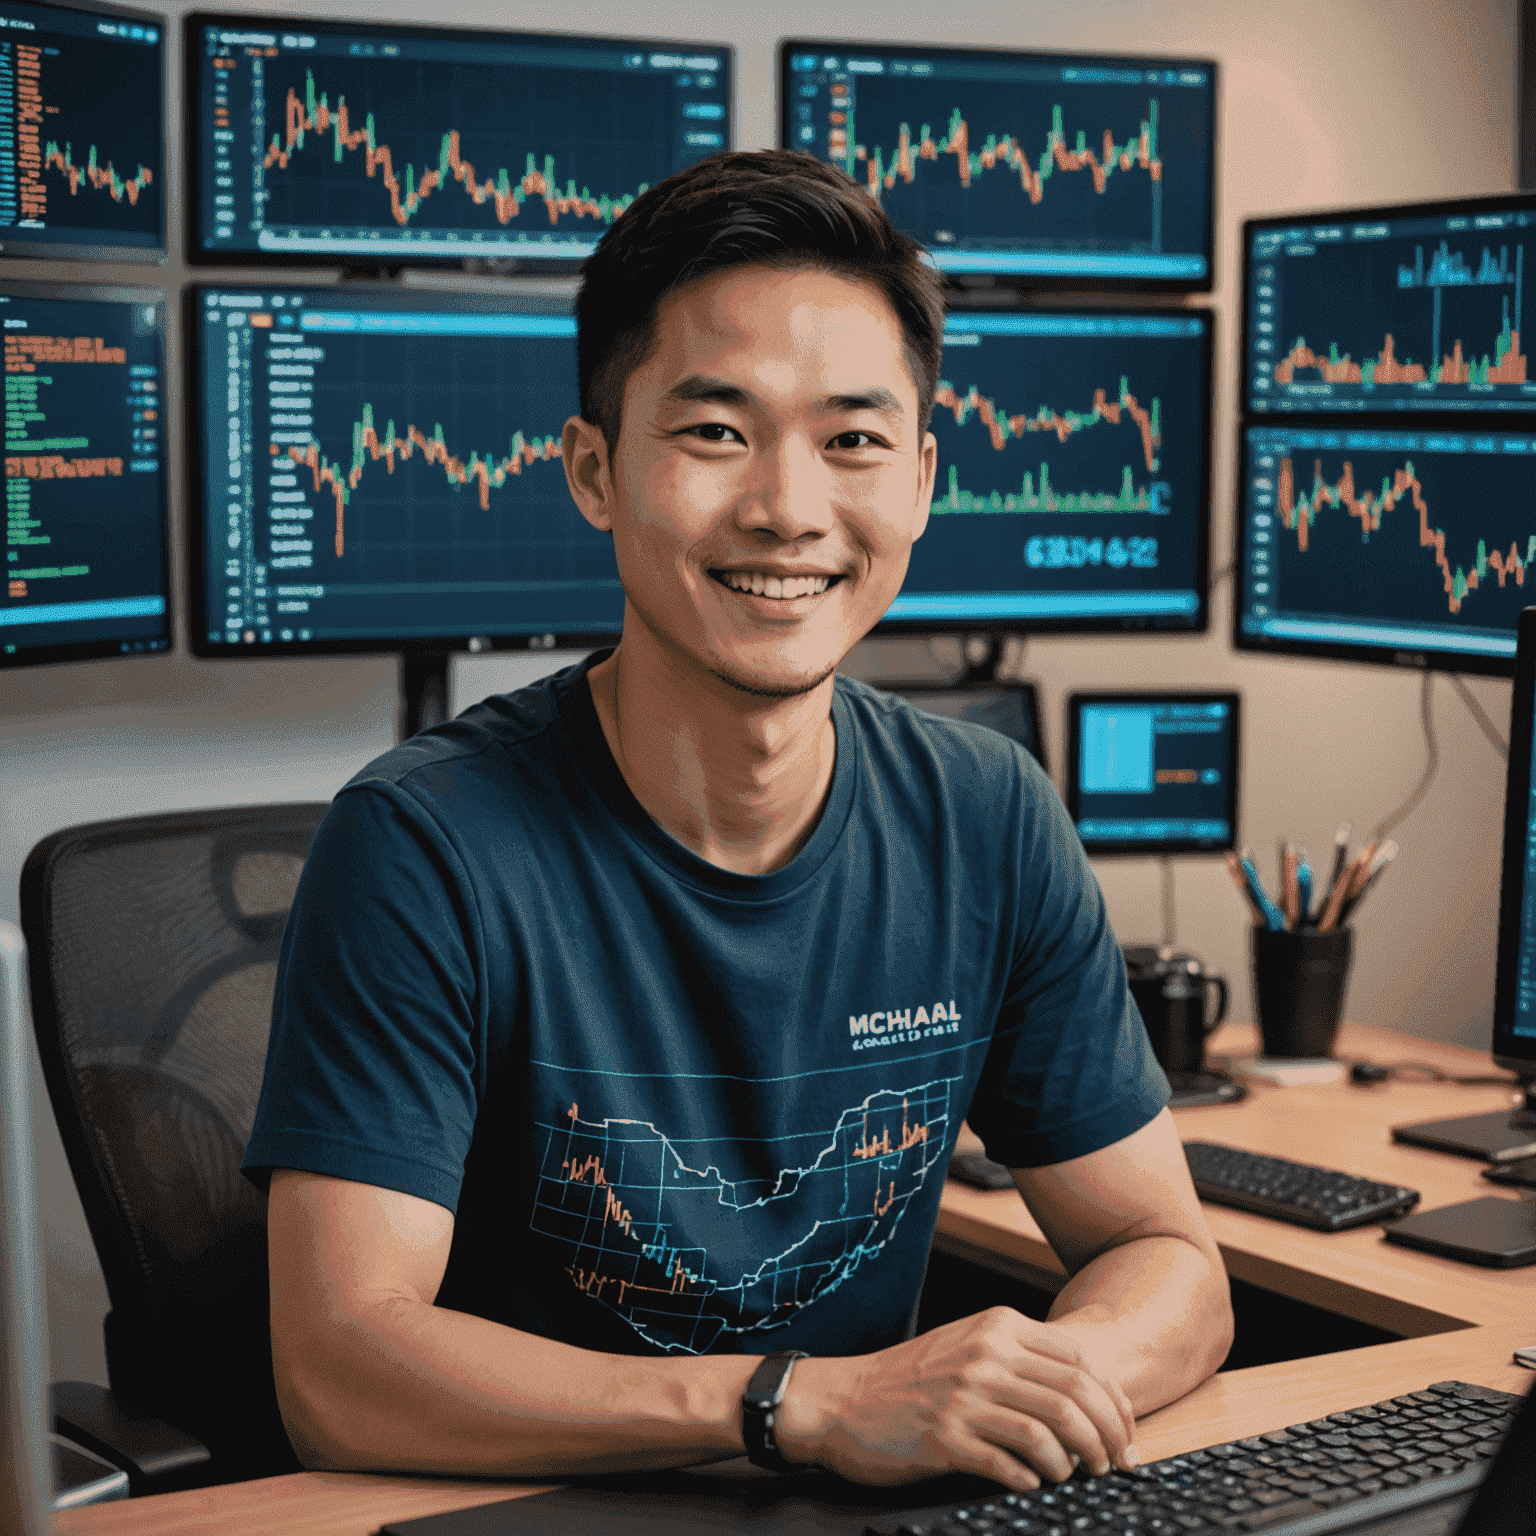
[19,803,330,1493]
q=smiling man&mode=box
[245,150,1232,1492]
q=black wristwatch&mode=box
[741,1350,809,1472]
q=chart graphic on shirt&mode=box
[529,1077,957,1352]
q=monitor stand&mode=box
[1392,1079,1536,1163]
[400,653,451,742]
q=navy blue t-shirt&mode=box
[243,655,1166,1359]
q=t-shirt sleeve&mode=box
[241,781,487,1213]
[965,754,1169,1169]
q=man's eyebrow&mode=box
[823,387,906,417]
[658,376,908,419]
[660,375,753,408]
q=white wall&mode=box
[3,0,1518,1388]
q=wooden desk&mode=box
[53,1326,1533,1536]
[53,1023,1534,1535]
[938,1022,1533,1338]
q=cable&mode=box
[1349,1058,1522,1088]
[1448,674,1509,761]
[1370,671,1439,841]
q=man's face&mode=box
[568,265,937,699]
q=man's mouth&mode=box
[710,570,842,601]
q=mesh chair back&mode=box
[20,804,329,1482]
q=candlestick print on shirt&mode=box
[530,1079,954,1353]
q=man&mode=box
[245,148,1232,1492]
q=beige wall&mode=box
[2,0,1518,1387]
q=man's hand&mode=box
[773,1306,1138,1489]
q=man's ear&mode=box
[911,429,937,543]
[563,415,616,532]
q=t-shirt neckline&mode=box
[554,649,859,901]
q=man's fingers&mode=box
[990,1352,1132,1473]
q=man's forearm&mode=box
[279,1293,758,1476]
[1042,1232,1233,1416]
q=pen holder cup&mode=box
[1251,926,1353,1059]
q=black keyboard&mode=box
[1182,1141,1420,1231]
[865,1379,1519,1536]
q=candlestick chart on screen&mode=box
[819,74,1211,264]
[2,28,162,242]
[1251,232,1536,413]
[1245,434,1536,636]
[256,327,607,591]
[251,57,675,238]
[900,324,1207,609]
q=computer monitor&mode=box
[1243,193,1536,417]
[187,282,619,658]
[185,13,731,272]
[1234,423,1529,676]
[881,305,1212,634]
[0,0,165,264]
[1064,691,1239,855]
[1390,605,1536,1161]
[780,42,1216,291]
[887,680,1045,770]
[1,282,171,668]
[1492,605,1536,1085]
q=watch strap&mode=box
[741,1350,809,1472]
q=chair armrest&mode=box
[51,1380,211,1494]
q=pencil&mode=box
[1318,841,1377,932]
[1339,840,1397,925]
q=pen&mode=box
[1239,848,1287,931]
[1295,847,1313,928]
[1226,851,1265,926]
[1339,840,1397,926]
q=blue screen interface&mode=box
[785,42,1214,285]
[1247,200,1536,416]
[1513,695,1536,1039]
[1,289,169,664]
[193,15,729,266]
[195,285,620,649]
[1074,698,1233,848]
[889,310,1209,629]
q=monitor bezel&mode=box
[1231,421,1519,678]
[1491,604,1536,1076]
[1063,688,1241,857]
[872,296,1215,639]
[183,279,624,662]
[1239,190,1536,423]
[776,38,1219,296]
[0,280,173,670]
[182,10,735,274]
[0,0,168,265]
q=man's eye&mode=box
[829,431,877,450]
[689,423,739,443]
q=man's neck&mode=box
[585,635,838,878]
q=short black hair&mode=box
[575,149,946,454]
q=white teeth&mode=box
[721,572,832,599]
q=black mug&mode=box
[1126,954,1229,1075]
[1251,926,1353,1059]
